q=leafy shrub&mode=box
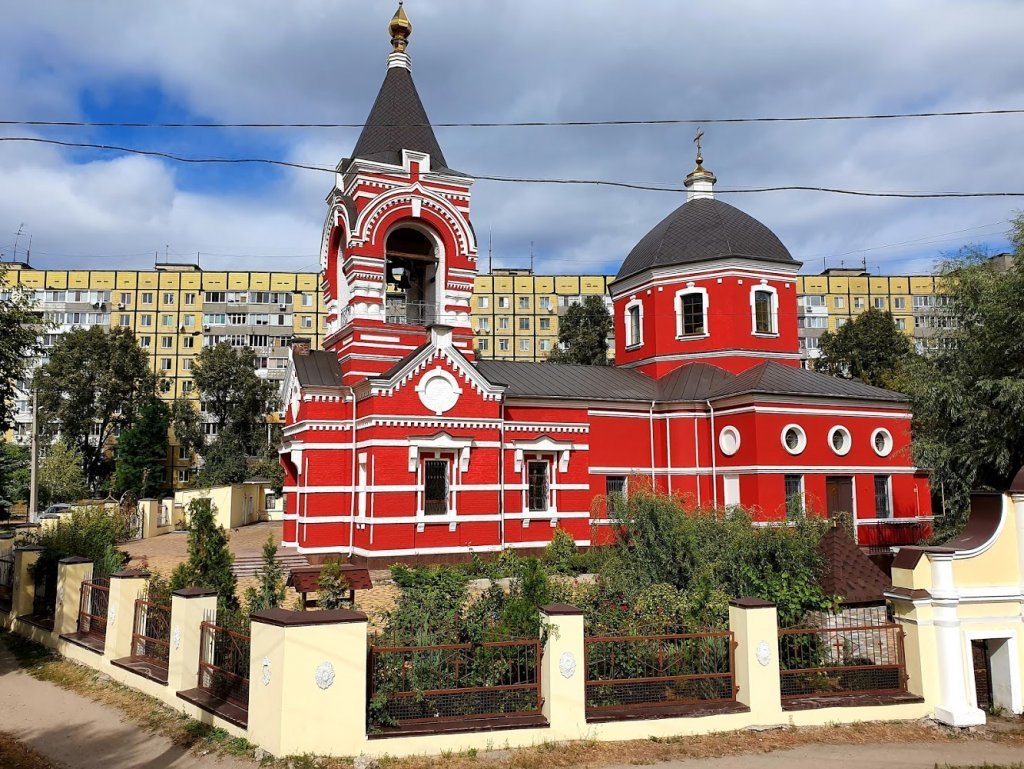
[543,528,578,574]
[26,505,129,579]
[317,560,351,610]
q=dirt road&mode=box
[0,642,250,769]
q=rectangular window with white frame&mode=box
[751,285,778,335]
[676,286,708,337]
[784,474,804,519]
[606,475,627,515]
[874,475,892,519]
[624,299,643,348]
[527,460,549,512]
[423,458,449,516]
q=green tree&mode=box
[114,396,169,499]
[908,219,1024,535]
[0,440,30,523]
[34,326,155,491]
[169,498,238,610]
[38,438,87,506]
[317,560,351,610]
[244,534,287,614]
[0,264,44,433]
[25,505,129,579]
[547,295,612,366]
[815,308,916,389]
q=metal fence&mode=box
[0,554,13,612]
[32,562,58,622]
[131,599,171,667]
[77,579,110,639]
[384,299,441,327]
[198,621,251,708]
[585,632,736,716]
[368,639,542,730]
[778,622,907,698]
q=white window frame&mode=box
[781,424,807,455]
[718,426,741,456]
[675,284,709,339]
[750,282,779,336]
[624,298,644,349]
[873,474,893,519]
[828,425,853,456]
[871,427,894,457]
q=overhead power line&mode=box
[4,136,1023,200]
[2,107,1024,129]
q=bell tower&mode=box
[319,3,478,383]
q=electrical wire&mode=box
[3,136,1024,199]
[3,107,1024,129]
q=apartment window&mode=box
[913,295,934,309]
[893,297,906,310]
[625,300,643,348]
[833,296,846,309]
[803,316,827,329]
[518,317,530,331]
[514,296,528,310]
[161,314,174,326]
[802,295,825,307]
[177,469,190,484]
[477,339,489,352]
[606,476,627,514]
[498,296,510,309]
[141,292,154,304]
[119,293,132,306]
[160,336,173,349]
[184,292,196,306]
[499,338,510,352]
[539,317,551,331]
[301,316,313,329]
[873,297,886,310]
[140,314,153,327]
[854,297,866,309]
[301,293,313,307]
[181,358,193,371]
[499,316,510,331]
[183,315,195,327]
[118,315,131,327]
[204,313,226,326]
[228,312,247,325]
[182,336,195,349]
[836,318,848,328]
[801,336,820,350]
[162,292,175,305]
[874,475,892,519]
[140,336,151,348]
[477,317,491,332]
[677,289,707,336]
[784,475,805,519]
[478,296,490,309]
[895,317,907,331]
[160,358,172,371]
[519,339,530,352]
[204,291,226,303]
[182,380,194,394]
[423,459,449,515]
[202,422,219,437]
[753,289,775,334]
[178,445,190,462]
[538,296,551,310]
[539,339,551,352]
[527,461,549,512]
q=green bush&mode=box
[25,505,129,579]
[317,560,351,610]
[169,498,238,610]
[244,534,286,614]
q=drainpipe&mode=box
[706,399,718,509]
[693,414,701,507]
[648,400,656,488]
[498,393,506,548]
[666,412,673,495]
[347,385,357,559]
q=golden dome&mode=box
[389,2,413,53]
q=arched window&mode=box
[624,299,644,348]
[675,284,709,338]
[385,227,438,325]
[750,282,779,336]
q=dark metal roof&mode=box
[656,362,735,401]
[292,350,344,389]
[818,524,891,605]
[616,198,796,281]
[474,360,658,401]
[707,361,906,402]
[347,66,460,174]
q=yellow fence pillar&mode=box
[0,531,15,556]
[55,557,94,639]
[167,588,218,695]
[728,598,784,724]
[540,603,587,739]
[11,545,42,618]
[137,500,159,539]
[104,570,150,661]
[248,608,369,758]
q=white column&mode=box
[930,553,985,726]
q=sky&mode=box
[0,0,1022,278]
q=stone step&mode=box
[232,551,309,579]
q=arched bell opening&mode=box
[385,226,439,326]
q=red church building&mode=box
[280,6,932,561]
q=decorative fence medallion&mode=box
[559,651,577,679]
[756,640,772,667]
[171,625,182,651]
[56,585,64,609]
[261,656,272,686]
[315,661,335,690]
[108,605,117,625]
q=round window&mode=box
[718,426,741,456]
[780,424,806,455]
[871,428,893,457]
[829,426,852,456]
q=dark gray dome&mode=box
[616,198,795,280]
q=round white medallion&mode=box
[315,661,336,690]
[756,640,772,667]
[261,656,272,687]
[718,426,741,456]
[108,605,117,625]
[559,651,577,679]
[415,367,462,415]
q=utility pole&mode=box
[28,389,39,523]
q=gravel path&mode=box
[0,641,252,769]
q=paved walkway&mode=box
[0,641,251,769]
[602,739,1024,769]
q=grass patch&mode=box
[0,732,61,769]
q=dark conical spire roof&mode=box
[348,65,450,171]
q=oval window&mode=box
[719,426,741,456]
[829,426,852,456]
[872,428,893,457]
[780,424,806,455]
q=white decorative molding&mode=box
[315,661,336,690]
[261,656,272,687]
[172,625,182,651]
[756,640,771,667]
[416,367,462,415]
[109,605,118,626]
[559,651,577,679]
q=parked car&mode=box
[40,503,71,517]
